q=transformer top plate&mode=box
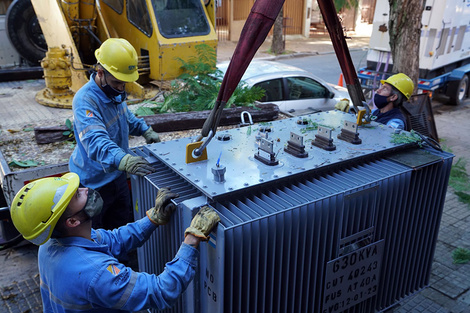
[144,111,414,199]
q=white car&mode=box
[217,60,351,116]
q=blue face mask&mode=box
[374,93,389,109]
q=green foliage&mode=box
[134,44,265,116]
[176,44,217,76]
[8,159,42,168]
[390,130,422,145]
[449,158,470,206]
[452,247,470,264]
[298,118,335,133]
[334,0,359,12]
[135,105,158,117]
[62,119,74,138]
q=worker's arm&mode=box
[385,118,406,130]
[88,207,220,311]
[125,104,158,139]
[93,188,179,258]
[126,107,161,143]
[88,241,199,310]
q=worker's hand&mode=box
[335,98,350,112]
[185,206,220,241]
[143,128,161,144]
[146,187,179,225]
[118,154,156,176]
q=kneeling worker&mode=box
[10,173,220,312]
[335,73,414,130]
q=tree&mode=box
[388,0,424,90]
[270,1,359,56]
[334,0,358,11]
[271,7,284,55]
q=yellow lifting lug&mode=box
[185,141,208,164]
[356,109,371,126]
[185,130,214,164]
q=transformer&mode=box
[131,111,453,313]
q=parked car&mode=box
[216,60,351,115]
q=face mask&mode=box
[69,188,104,224]
[82,188,103,219]
[374,93,389,109]
[100,74,127,104]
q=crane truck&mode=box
[1,0,218,108]
[358,0,470,106]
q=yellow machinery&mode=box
[25,0,218,108]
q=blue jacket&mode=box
[69,73,150,189]
[38,218,198,312]
[372,108,407,130]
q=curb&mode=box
[248,47,369,62]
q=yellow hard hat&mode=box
[95,38,139,82]
[381,73,414,100]
[10,173,79,245]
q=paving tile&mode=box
[0,275,42,313]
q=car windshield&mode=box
[152,0,211,38]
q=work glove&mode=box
[143,127,161,144]
[335,98,350,112]
[146,187,179,225]
[118,154,156,176]
[185,206,221,241]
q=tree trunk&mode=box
[388,0,423,92]
[271,7,285,55]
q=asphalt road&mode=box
[277,49,369,86]
[277,51,470,112]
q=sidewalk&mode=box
[217,33,372,62]
[1,31,470,312]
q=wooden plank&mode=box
[33,103,279,143]
[142,102,279,132]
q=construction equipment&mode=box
[358,0,470,106]
[3,0,218,108]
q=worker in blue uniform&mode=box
[10,173,220,312]
[69,38,161,230]
[335,73,415,130]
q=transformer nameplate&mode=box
[322,240,384,313]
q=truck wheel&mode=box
[6,0,47,66]
[450,74,469,106]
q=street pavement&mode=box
[1,30,469,312]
